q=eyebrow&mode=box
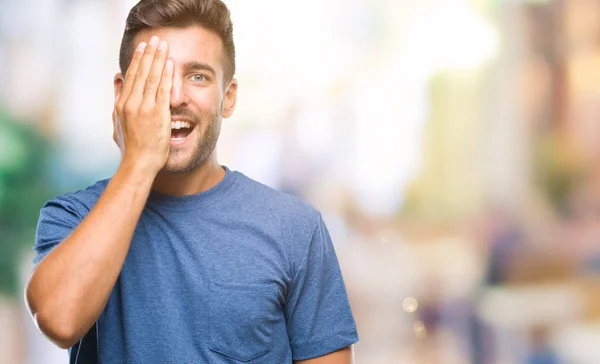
[181,61,216,76]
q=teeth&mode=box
[171,121,192,130]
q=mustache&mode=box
[170,107,200,123]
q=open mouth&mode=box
[170,120,195,143]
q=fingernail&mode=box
[158,40,167,51]
[136,42,147,52]
[150,36,159,46]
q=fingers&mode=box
[116,35,170,124]
[118,41,147,108]
[130,36,160,104]
[156,59,173,109]
[143,40,169,102]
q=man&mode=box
[25,0,358,363]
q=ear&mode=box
[112,107,125,153]
[222,78,238,119]
[112,73,125,152]
[114,72,124,104]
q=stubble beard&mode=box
[163,110,222,174]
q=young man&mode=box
[25,0,358,363]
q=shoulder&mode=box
[231,171,320,230]
[41,178,110,218]
[230,171,326,272]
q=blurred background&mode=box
[2,0,600,363]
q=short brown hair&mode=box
[119,0,236,81]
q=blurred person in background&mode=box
[23,0,358,363]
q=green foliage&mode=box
[0,108,54,297]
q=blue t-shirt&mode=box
[33,166,358,363]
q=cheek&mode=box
[188,87,222,114]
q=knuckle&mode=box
[139,103,153,115]
[158,85,170,95]
[146,75,159,86]
[123,102,137,115]
[125,71,136,81]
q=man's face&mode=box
[115,25,237,173]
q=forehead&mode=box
[134,25,224,74]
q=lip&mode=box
[170,137,189,146]
[171,116,195,122]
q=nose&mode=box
[170,71,189,108]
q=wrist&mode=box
[116,157,159,188]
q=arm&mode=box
[26,162,154,349]
[294,345,354,364]
[286,213,359,362]
[25,36,174,349]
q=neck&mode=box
[151,154,225,196]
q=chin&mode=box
[161,158,191,173]
[162,141,216,174]
[162,162,196,174]
[163,153,208,174]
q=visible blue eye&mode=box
[191,74,206,82]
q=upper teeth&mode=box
[171,121,192,129]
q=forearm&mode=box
[26,160,155,348]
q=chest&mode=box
[121,209,290,299]
[100,210,292,361]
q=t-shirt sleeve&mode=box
[33,196,83,266]
[284,213,359,361]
